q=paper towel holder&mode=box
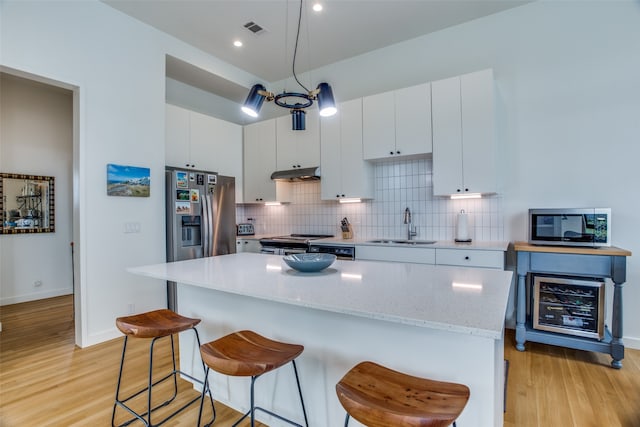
[455,209,472,243]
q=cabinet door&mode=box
[432,76,464,196]
[165,104,191,168]
[244,120,277,202]
[395,83,432,156]
[275,115,299,170]
[436,248,504,269]
[340,99,373,199]
[319,108,342,200]
[190,110,219,172]
[276,110,320,170]
[460,69,495,194]
[206,116,243,203]
[362,91,395,160]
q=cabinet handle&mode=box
[456,189,461,192]
[341,194,345,197]
[389,151,394,155]
[396,150,400,154]
[464,256,470,260]
[465,188,469,192]
[297,164,301,168]
[336,194,340,198]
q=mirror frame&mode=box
[1,172,55,234]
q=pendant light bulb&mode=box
[316,82,337,117]
[241,84,266,117]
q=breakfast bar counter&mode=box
[129,253,513,426]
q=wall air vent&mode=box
[243,21,267,35]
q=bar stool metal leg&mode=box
[112,326,215,427]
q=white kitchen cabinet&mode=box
[320,98,374,201]
[432,69,496,196]
[355,245,436,264]
[276,110,320,170]
[236,238,261,253]
[435,248,504,269]
[243,120,291,203]
[354,244,505,270]
[165,104,244,202]
[362,83,432,161]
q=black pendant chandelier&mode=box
[241,0,337,130]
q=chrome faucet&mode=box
[403,207,417,240]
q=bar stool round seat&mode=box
[336,361,470,427]
[199,330,308,427]
[112,309,215,427]
[116,308,201,338]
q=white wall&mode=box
[0,0,260,346]
[0,74,73,304]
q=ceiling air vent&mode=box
[243,21,266,35]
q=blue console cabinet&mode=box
[514,242,632,369]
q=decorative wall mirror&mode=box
[1,173,55,234]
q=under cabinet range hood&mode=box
[270,167,321,182]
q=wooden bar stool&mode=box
[336,361,470,427]
[111,309,215,427]
[198,330,309,427]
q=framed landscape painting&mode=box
[107,164,150,197]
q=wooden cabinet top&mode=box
[513,241,631,257]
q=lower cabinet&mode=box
[355,246,435,264]
[236,238,261,253]
[355,245,504,269]
[435,248,504,269]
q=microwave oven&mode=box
[528,208,611,247]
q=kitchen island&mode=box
[128,253,513,427]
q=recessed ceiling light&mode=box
[312,3,323,12]
[233,40,243,47]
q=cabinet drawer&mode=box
[436,248,504,269]
[356,246,435,264]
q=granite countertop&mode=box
[128,253,513,339]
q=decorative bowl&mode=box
[283,253,337,273]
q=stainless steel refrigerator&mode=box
[165,166,236,309]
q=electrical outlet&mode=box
[34,280,43,287]
[124,222,141,233]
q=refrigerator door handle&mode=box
[202,193,210,257]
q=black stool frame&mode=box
[198,359,308,427]
[112,327,215,427]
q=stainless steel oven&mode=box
[533,274,605,340]
[308,244,355,260]
[259,234,334,255]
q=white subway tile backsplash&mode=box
[237,158,504,241]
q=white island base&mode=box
[129,254,511,427]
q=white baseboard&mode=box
[82,328,122,348]
[624,336,640,350]
[0,288,73,306]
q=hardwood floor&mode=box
[1,295,639,426]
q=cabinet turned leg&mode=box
[610,280,625,369]
[515,273,527,351]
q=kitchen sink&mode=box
[367,239,436,245]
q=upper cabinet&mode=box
[362,83,432,160]
[243,120,291,203]
[431,69,496,196]
[165,104,243,202]
[276,110,320,170]
[320,98,374,201]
